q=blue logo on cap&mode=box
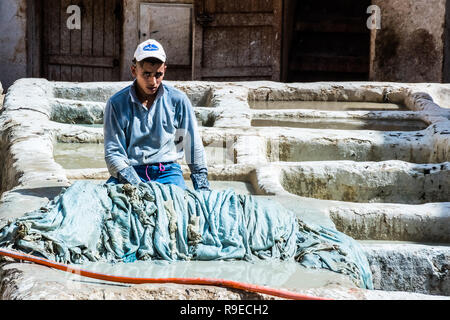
[143,43,159,51]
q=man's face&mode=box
[131,61,166,97]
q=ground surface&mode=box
[0,79,449,300]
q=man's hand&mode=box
[118,166,142,185]
[191,172,211,191]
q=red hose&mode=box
[0,247,332,300]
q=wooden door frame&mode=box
[26,0,43,78]
[192,0,283,81]
[444,0,450,83]
[192,0,203,80]
[281,0,295,82]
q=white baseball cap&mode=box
[133,39,166,63]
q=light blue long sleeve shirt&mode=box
[104,81,208,179]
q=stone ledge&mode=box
[362,242,450,296]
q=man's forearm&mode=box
[185,134,210,191]
[104,99,132,180]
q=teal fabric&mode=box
[0,181,373,289]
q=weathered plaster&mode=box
[0,0,28,89]
[371,0,447,82]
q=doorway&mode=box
[283,0,371,82]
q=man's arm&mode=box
[177,96,211,191]
[104,99,141,184]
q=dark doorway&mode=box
[283,0,371,82]
[41,0,122,82]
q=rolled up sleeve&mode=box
[176,96,210,190]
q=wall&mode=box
[0,0,448,85]
[444,0,450,83]
[371,0,447,83]
[124,0,450,83]
[0,0,28,90]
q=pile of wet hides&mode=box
[0,181,373,289]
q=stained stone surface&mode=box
[0,79,449,300]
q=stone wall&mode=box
[371,0,447,83]
[0,0,27,90]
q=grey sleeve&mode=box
[103,99,130,178]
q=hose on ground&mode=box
[0,247,332,300]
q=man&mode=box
[103,39,210,191]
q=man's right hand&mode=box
[117,166,142,185]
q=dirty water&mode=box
[77,124,103,128]
[76,259,356,292]
[249,100,408,111]
[251,119,429,131]
[54,143,235,169]
[54,143,105,169]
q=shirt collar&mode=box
[129,80,165,110]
